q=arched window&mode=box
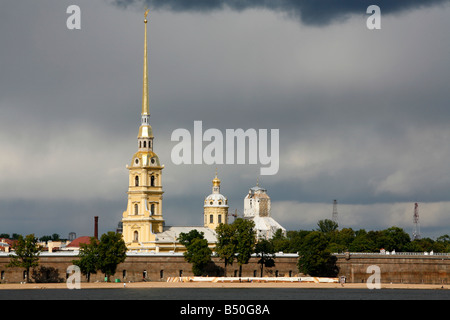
[218,214,222,224]
[151,204,155,215]
[134,231,139,242]
[139,141,141,148]
[143,141,147,148]
[210,215,214,224]
[135,176,139,186]
[134,204,139,215]
[151,175,155,187]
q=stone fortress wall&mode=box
[1,251,449,284]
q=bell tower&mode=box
[122,10,164,251]
[204,171,229,230]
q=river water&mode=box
[2,288,448,318]
[2,287,449,300]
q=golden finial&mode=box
[144,8,150,22]
[213,168,221,187]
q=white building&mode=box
[243,183,286,240]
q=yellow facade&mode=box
[122,13,164,251]
[121,13,230,253]
[204,173,229,230]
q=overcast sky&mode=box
[1,0,450,241]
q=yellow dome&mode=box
[138,124,154,138]
[131,150,160,167]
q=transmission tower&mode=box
[332,199,338,225]
[412,202,421,240]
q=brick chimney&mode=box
[94,216,99,239]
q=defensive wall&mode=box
[0,252,298,284]
[1,251,449,284]
[336,252,450,285]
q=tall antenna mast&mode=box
[332,199,338,225]
[412,202,421,240]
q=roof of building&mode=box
[66,236,93,248]
[156,226,217,243]
[251,216,286,232]
[0,238,17,251]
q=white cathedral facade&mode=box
[243,183,286,240]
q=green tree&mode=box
[328,228,356,253]
[378,227,411,252]
[215,223,237,276]
[437,234,450,243]
[270,229,290,253]
[39,234,61,242]
[11,233,21,240]
[436,234,450,252]
[348,229,376,252]
[234,218,256,277]
[73,237,99,282]
[286,230,311,253]
[179,230,212,276]
[255,239,276,277]
[215,218,256,277]
[317,219,339,234]
[8,234,42,283]
[297,231,338,277]
[97,232,127,282]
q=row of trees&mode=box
[6,232,127,283]
[180,218,280,277]
[179,218,342,277]
[180,219,450,278]
[270,219,450,255]
[73,232,127,282]
[1,233,63,242]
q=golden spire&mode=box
[138,8,154,140]
[142,9,150,116]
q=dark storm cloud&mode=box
[112,0,450,25]
[2,0,450,239]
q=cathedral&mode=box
[120,12,285,252]
[243,182,286,240]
